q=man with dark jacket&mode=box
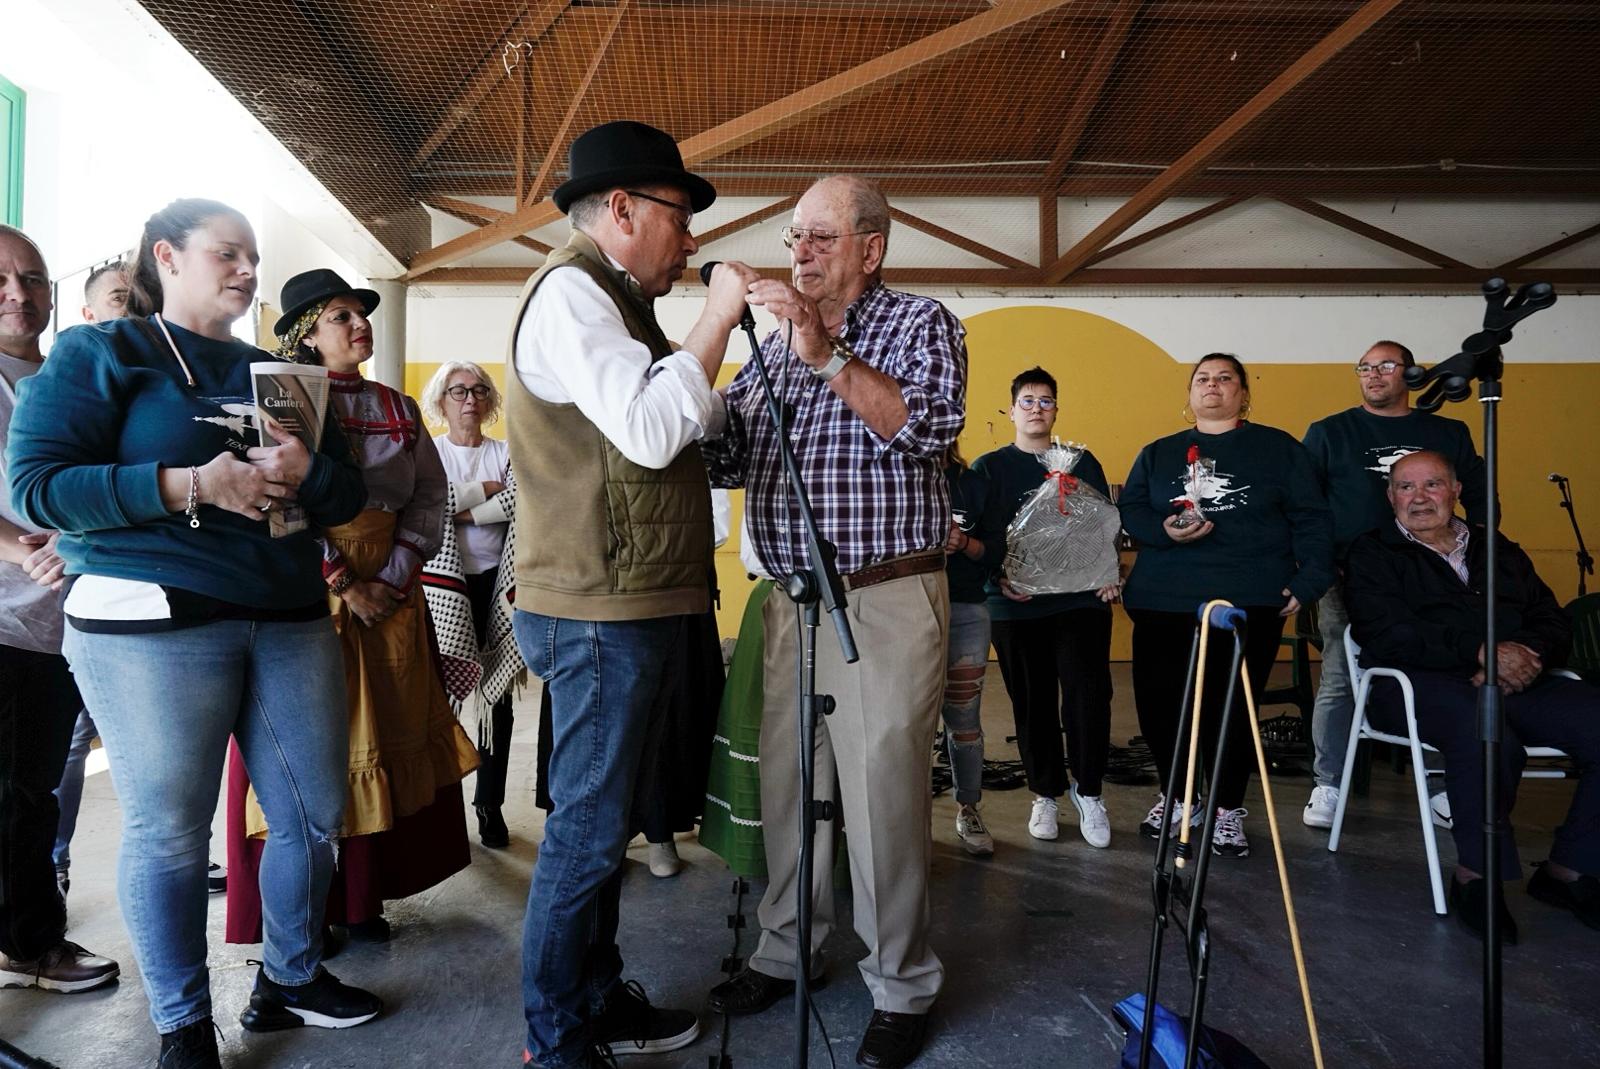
[1345,450,1600,941]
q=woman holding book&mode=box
[1118,352,1332,861]
[7,199,380,1067]
[225,269,478,948]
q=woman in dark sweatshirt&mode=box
[1118,353,1332,859]
[6,199,378,1067]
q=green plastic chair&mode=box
[1567,592,1600,678]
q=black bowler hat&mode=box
[551,121,716,215]
[274,269,380,337]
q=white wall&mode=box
[405,284,1600,370]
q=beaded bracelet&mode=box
[185,467,201,529]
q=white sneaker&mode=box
[1028,795,1060,841]
[955,804,995,856]
[1211,807,1250,858]
[1070,786,1111,848]
[647,840,682,878]
[1430,792,1453,830]
[1138,793,1202,840]
[1302,785,1339,829]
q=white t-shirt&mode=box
[434,435,512,575]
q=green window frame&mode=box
[0,73,24,227]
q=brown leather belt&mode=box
[842,550,945,593]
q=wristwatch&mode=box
[812,336,855,382]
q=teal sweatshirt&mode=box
[6,317,364,611]
[1301,406,1488,559]
[1119,422,1333,614]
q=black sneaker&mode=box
[158,1018,222,1069]
[207,862,227,895]
[239,966,382,1032]
[592,980,699,1055]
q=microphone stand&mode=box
[1551,476,1593,598]
[727,299,859,1068]
[1405,277,1556,1069]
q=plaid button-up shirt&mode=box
[704,281,966,578]
[1395,515,1471,583]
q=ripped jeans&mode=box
[942,601,991,805]
[64,617,347,1033]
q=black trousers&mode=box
[1369,671,1600,878]
[1128,606,1285,812]
[465,568,516,811]
[991,607,1113,798]
[0,643,78,961]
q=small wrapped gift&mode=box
[1170,443,1213,529]
[1002,442,1123,595]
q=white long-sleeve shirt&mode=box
[513,261,726,470]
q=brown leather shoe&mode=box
[855,1010,928,1069]
[0,940,120,993]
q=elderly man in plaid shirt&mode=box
[703,175,966,1069]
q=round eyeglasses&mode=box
[445,384,492,401]
[1015,397,1058,411]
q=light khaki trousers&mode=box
[747,569,948,1013]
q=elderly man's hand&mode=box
[1472,641,1543,693]
[744,278,833,367]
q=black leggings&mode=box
[1128,606,1285,812]
[465,568,515,810]
[991,608,1113,798]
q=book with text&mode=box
[250,361,330,537]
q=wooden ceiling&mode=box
[137,0,1600,286]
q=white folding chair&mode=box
[1328,626,1449,914]
[1327,625,1574,916]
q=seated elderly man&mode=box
[1345,449,1600,942]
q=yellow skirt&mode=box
[248,509,479,839]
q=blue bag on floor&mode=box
[1112,994,1273,1069]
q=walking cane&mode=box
[1136,600,1324,1069]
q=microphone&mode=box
[1550,473,1568,483]
[698,261,756,331]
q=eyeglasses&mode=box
[1355,360,1402,376]
[1015,397,1058,411]
[445,384,492,401]
[779,226,879,252]
[625,190,693,233]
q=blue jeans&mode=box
[516,609,684,1069]
[52,708,96,872]
[941,601,990,804]
[63,618,348,1033]
[1310,586,1353,788]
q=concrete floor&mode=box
[6,665,1598,1068]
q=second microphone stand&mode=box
[731,308,859,1068]
[1551,475,1593,598]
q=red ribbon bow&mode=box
[1047,470,1080,513]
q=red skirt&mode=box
[223,739,470,942]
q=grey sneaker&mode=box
[955,804,995,856]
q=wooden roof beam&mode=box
[694,197,800,249]
[1040,0,1143,192]
[1042,0,1408,284]
[400,0,1079,280]
[425,198,553,255]
[1085,194,1251,266]
[1272,195,1472,268]
[889,207,1035,270]
[1498,220,1600,270]
[522,0,633,207]
[412,0,571,167]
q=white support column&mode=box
[369,279,407,391]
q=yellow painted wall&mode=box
[404,306,1599,656]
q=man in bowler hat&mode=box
[505,121,757,1067]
